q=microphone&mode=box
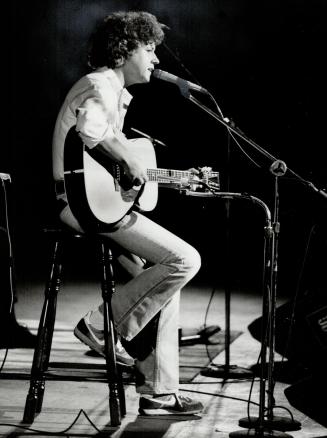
[0,172,11,181]
[152,69,209,95]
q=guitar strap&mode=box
[56,198,68,215]
[54,179,65,196]
[54,180,68,215]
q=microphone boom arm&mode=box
[183,92,327,199]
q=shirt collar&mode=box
[95,67,133,106]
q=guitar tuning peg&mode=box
[205,167,212,172]
[198,166,212,174]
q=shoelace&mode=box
[175,394,188,406]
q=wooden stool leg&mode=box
[118,369,126,417]
[23,238,63,423]
[100,241,125,426]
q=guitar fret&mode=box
[147,168,190,182]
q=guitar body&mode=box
[64,128,158,229]
[84,138,158,223]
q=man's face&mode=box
[122,42,159,86]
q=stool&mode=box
[23,228,126,426]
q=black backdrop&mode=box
[5,0,327,295]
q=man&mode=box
[52,11,203,416]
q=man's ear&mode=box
[115,57,125,67]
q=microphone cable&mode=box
[0,176,15,373]
[162,41,262,170]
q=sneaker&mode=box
[73,312,134,367]
[139,393,204,416]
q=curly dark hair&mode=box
[88,11,165,69]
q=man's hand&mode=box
[188,167,200,176]
[96,135,148,186]
[123,154,148,186]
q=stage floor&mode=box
[0,279,326,437]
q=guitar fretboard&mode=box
[147,168,191,183]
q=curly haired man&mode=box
[52,11,203,416]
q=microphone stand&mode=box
[236,166,301,435]
[201,126,253,380]
[175,86,326,434]
[184,190,288,437]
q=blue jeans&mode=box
[60,206,201,395]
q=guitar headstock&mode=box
[181,167,220,194]
[197,166,220,192]
[155,166,220,194]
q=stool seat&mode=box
[23,227,126,426]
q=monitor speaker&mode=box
[248,225,327,369]
[248,225,327,426]
[284,375,327,428]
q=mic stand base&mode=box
[239,416,301,432]
[179,325,221,347]
[229,428,293,437]
[201,364,253,379]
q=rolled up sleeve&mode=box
[75,86,117,148]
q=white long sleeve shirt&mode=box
[52,67,133,182]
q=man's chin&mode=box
[129,75,151,86]
[143,73,152,83]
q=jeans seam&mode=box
[153,310,163,393]
[115,263,180,329]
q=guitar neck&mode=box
[147,168,191,183]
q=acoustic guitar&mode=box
[63,127,220,229]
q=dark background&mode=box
[4,0,327,296]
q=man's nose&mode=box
[153,54,159,64]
